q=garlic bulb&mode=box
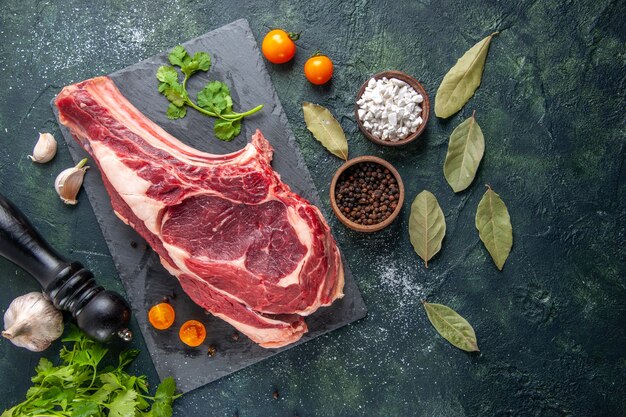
[28,132,58,163]
[55,158,89,205]
[2,292,64,352]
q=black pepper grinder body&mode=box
[0,193,132,342]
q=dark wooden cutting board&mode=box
[51,19,366,394]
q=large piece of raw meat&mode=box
[55,76,344,348]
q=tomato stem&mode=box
[288,31,301,41]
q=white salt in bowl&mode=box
[355,70,430,147]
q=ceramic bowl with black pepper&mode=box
[355,70,430,146]
[330,156,405,233]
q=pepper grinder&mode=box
[0,193,132,342]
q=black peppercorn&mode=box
[335,161,400,226]
[207,345,217,357]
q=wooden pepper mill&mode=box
[0,193,132,342]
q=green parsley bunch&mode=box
[2,326,178,417]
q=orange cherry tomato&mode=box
[304,54,334,85]
[179,320,206,347]
[148,302,175,330]
[262,29,297,64]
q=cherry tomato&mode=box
[179,320,206,347]
[262,29,297,64]
[148,302,175,330]
[304,54,334,85]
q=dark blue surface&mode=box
[0,0,624,415]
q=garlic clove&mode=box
[2,292,64,352]
[55,158,89,205]
[28,132,58,163]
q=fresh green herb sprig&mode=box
[1,326,179,417]
[156,45,263,141]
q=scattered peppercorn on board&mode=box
[51,19,367,394]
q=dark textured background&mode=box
[0,0,624,416]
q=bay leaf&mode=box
[435,32,498,119]
[409,190,446,268]
[475,185,513,270]
[443,111,485,192]
[423,301,480,352]
[302,102,348,160]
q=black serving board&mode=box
[51,19,366,394]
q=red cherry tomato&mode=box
[262,29,297,64]
[304,54,334,85]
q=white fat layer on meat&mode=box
[160,260,303,347]
[273,203,312,288]
[159,255,182,276]
[212,311,303,347]
[89,141,163,234]
[112,210,130,225]
[161,238,247,276]
[160,238,250,307]
[87,81,255,167]
[160,232,307,313]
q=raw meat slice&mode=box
[55,76,344,348]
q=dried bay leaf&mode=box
[435,32,498,119]
[409,190,446,268]
[475,185,513,270]
[423,301,480,352]
[302,102,348,160]
[443,111,485,192]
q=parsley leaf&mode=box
[167,45,187,68]
[135,375,149,394]
[149,398,173,417]
[157,65,187,108]
[137,394,151,411]
[156,66,179,85]
[156,45,262,141]
[155,377,176,400]
[70,400,99,417]
[161,82,187,107]
[90,385,114,404]
[34,357,53,375]
[214,118,242,141]
[192,52,211,72]
[2,327,179,417]
[167,46,211,77]
[181,52,210,77]
[118,349,140,369]
[62,324,85,342]
[167,103,187,120]
[197,81,233,115]
[100,372,123,390]
[108,389,138,417]
[147,377,177,417]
